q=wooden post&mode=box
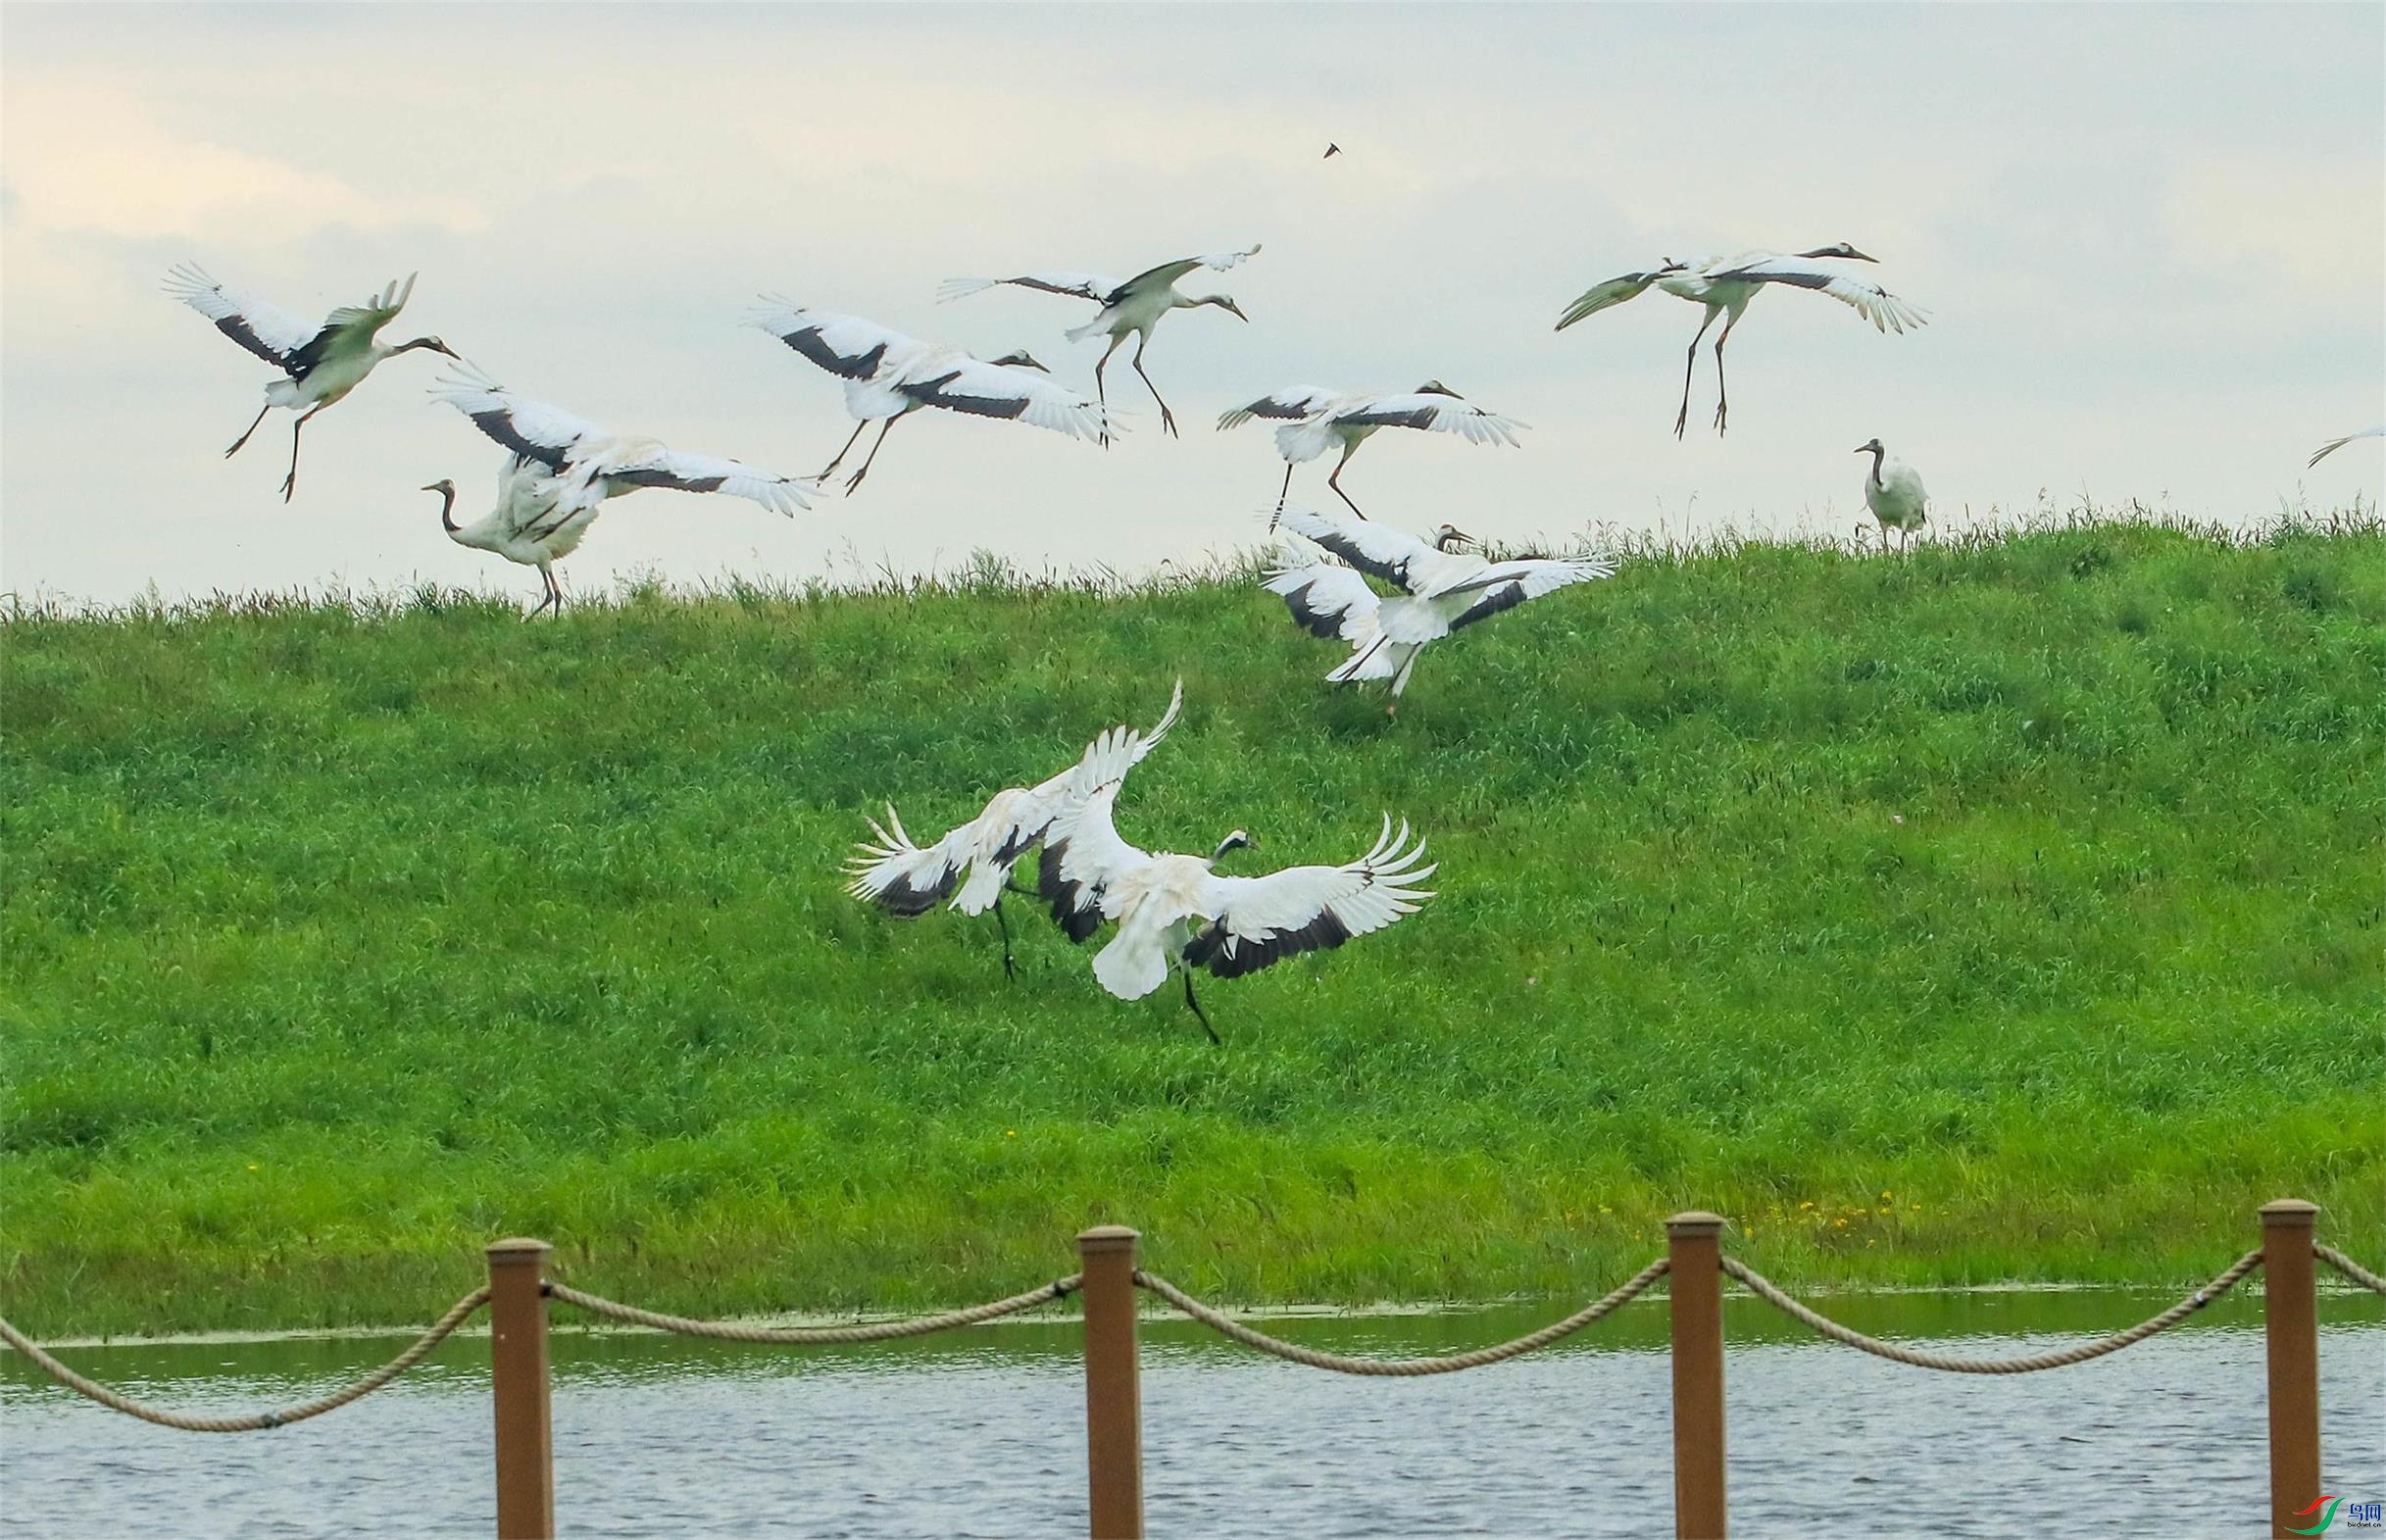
[1077,1225,1144,1540]
[2262,1200,2321,1540]
[486,1238,555,1540]
[1667,1212,1728,1540]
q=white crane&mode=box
[747,303,1112,493]
[1855,438,1928,554]
[846,681,1182,976]
[1264,508,1614,713]
[2309,426,2385,468]
[165,264,458,501]
[1218,383,1526,522]
[938,245,1260,441]
[1555,245,1926,437]
[1037,721,1435,1042]
[422,457,596,617]
[429,361,812,522]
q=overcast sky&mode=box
[4,2,2379,607]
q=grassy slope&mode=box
[3,518,2381,1336]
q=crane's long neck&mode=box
[433,483,460,534]
[1864,443,1886,490]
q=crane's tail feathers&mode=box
[936,278,998,304]
[1064,317,1110,344]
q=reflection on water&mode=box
[4,1290,2380,1537]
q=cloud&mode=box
[0,79,477,243]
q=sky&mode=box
[3,2,2380,608]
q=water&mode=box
[5,1290,2381,1537]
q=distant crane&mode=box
[1265,507,1614,712]
[1218,382,1526,522]
[1555,245,1926,437]
[423,457,595,617]
[166,264,457,501]
[747,303,1111,493]
[1323,143,1342,159]
[1039,715,1436,1043]
[1855,438,1928,554]
[939,245,1259,441]
[430,361,811,520]
[2309,426,2385,468]
[846,681,1182,976]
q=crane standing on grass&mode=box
[938,245,1260,442]
[1555,245,1926,438]
[422,458,592,617]
[166,265,458,502]
[1218,382,1527,522]
[1856,438,1928,554]
[846,682,1182,977]
[746,303,1112,493]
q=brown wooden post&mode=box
[1077,1225,1144,1540]
[486,1238,555,1540]
[1667,1212,1728,1540]
[2262,1200,2322,1540]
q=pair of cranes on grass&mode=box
[847,679,1436,1041]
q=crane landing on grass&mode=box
[1265,508,1615,713]
[166,265,457,502]
[846,682,1183,977]
[938,246,1260,442]
[1555,245,1926,438]
[423,458,592,617]
[1038,696,1437,1042]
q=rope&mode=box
[543,1275,1082,1343]
[1131,1258,1671,1375]
[0,1288,490,1433]
[1718,1251,2265,1373]
[2316,1245,2386,1297]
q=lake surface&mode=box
[5,1288,2381,1537]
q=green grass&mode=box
[4,513,2381,1336]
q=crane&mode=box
[1219,383,1525,522]
[846,682,1181,976]
[747,303,1111,493]
[422,458,598,617]
[166,264,457,501]
[1038,697,1436,1042]
[1555,245,1926,437]
[1265,508,1614,712]
[1855,438,1928,554]
[938,245,1259,441]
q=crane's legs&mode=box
[1326,441,1367,520]
[279,404,327,501]
[1130,335,1177,438]
[1673,306,1720,440]
[1711,312,1744,434]
[1093,334,1126,448]
[1178,967,1222,1045]
[990,897,1020,981]
[818,420,870,481]
[527,564,563,619]
[845,419,898,493]
[225,404,273,460]
[1268,462,1296,529]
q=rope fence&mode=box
[542,1275,1082,1343]
[1716,1251,2266,1373]
[1,1205,2378,1540]
[0,1286,489,1433]
[1132,1258,1671,1375]
[2316,1244,2386,1298]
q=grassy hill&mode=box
[4,514,2380,1335]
